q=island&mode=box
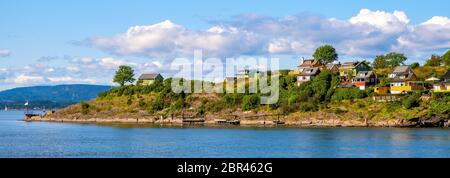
[27,46,450,128]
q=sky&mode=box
[0,0,449,90]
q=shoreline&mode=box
[25,115,450,128]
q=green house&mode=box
[339,61,370,81]
[138,73,164,85]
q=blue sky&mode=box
[1,0,449,90]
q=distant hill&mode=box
[0,84,113,109]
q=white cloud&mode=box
[98,57,137,69]
[65,66,80,72]
[0,49,11,57]
[7,74,45,84]
[1,55,168,87]
[90,20,185,58]
[349,9,409,33]
[422,16,450,26]
[395,16,450,53]
[87,9,450,60]
[47,76,96,83]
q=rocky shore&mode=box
[25,112,450,128]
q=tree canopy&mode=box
[425,55,442,67]
[313,45,338,64]
[113,65,136,86]
[372,52,407,68]
[410,62,420,69]
[441,50,450,67]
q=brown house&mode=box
[297,59,322,72]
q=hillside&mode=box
[0,84,112,109]
[41,70,450,127]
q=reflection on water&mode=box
[1,110,450,158]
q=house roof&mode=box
[138,73,160,80]
[298,59,321,68]
[325,63,340,70]
[392,66,412,74]
[391,72,415,82]
[354,71,374,79]
[299,67,320,76]
[340,61,360,68]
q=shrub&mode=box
[127,97,133,105]
[80,101,90,115]
[334,108,345,114]
[402,94,420,109]
[429,93,450,115]
[97,91,108,99]
[197,103,206,116]
[242,94,260,111]
[138,98,147,109]
[149,95,165,113]
[205,101,225,113]
[429,100,450,115]
[288,94,300,107]
[331,88,367,102]
[221,93,242,107]
[170,98,185,111]
[299,102,318,112]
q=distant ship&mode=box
[4,106,7,111]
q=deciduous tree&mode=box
[113,65,136,86]
[313,45,338,64]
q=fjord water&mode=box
[1,111,450,158]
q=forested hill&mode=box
[0,84,112,109]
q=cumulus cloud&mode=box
[87,9,450,59]
[349,9,409,33]
[0,49,11,57]
[1,56,167,86]
[6,74,45,84]
[395,16,450,53]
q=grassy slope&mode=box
[50,66,449,121]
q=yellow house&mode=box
[389,66,424,94]
[433,70,450,93]
[138,73,164,85]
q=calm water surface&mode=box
[1,110,450,158]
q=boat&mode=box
[4,106,7,111]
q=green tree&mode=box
[410,62,420,69]
[385,52,407,67]
[442,50,450,66]
[373,55,387,69]
[80,101,90,115]
[313,45,338,64]
[425,55,442,67]
[242,94,260,111]
[149,94,165,112]
[373,52,407,68]
[113,65,135,86]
